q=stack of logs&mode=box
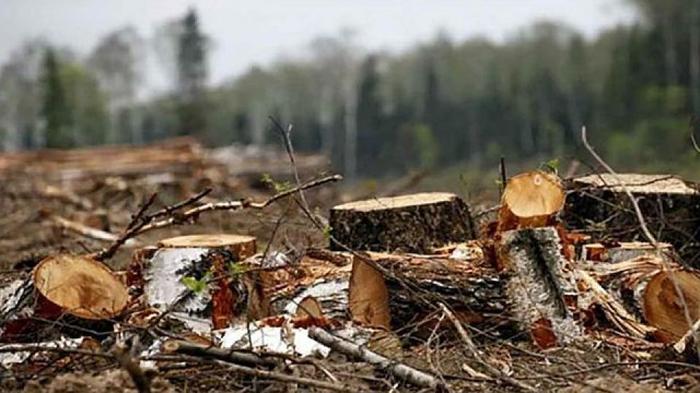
[3,169,700,360]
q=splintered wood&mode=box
[329,192,475,253]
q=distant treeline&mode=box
[1,1,699,178]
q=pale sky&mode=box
[0,0,637,91]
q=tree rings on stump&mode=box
[498,171,565,232]
[329,192,475,253]
[643,270,700,342]
[33,254,129,320]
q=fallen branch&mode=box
[50,215,126,243]
[186,355,361,393]
[163,340,278,368]
[308,327,445,391]
[135,174,342,234]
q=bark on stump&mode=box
[134,234,260,331]
[496,227,580,349]
[564,174,700,266]
[329,192,475,253]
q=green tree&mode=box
[176,8,208,136]
[41,48,72,148]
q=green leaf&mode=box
[181,273,209,294]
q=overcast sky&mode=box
[0,0,637,90]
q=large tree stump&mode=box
[329,192,475,253]
[564,174,700,266]
[134,234,260,332]
[496,227,580,348]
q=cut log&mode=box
[497,171,565,232]
[590,255,700,343]
[135,234,259,332]
[496,227,580,348]
[1,255,128,342]
[34,254,129,320]
[564,173,700,266]
[356,249,509,336]
[329,192,475,253]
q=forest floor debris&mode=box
[2,139,700,392]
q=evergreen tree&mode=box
[176,8,208,136]
[41,48,72,148]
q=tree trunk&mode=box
[329,192,475,253]
[496,227,580,349]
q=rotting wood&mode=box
[497,170,565,232]
[329,192,475,253]
[308,327,446,392]
[496,227,580,348]
[564,173,700,266]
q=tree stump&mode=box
[564,174,700,266]
[329,192,475,253]
[496,227,580,348]
[497,171,565,232]
[0,255,128,342]
[136,234,260,331]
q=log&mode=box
[136,234,259,332]
[564,173,700,266]
[353,250,509,336]
[497,171,565,232]
[591,255,700,343]
[33,254,129,320]
[496,227,580,348]
[1,255,128,342]
[308,327,446,392]
[329,192,475,253]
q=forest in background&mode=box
[1,0,700,181]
